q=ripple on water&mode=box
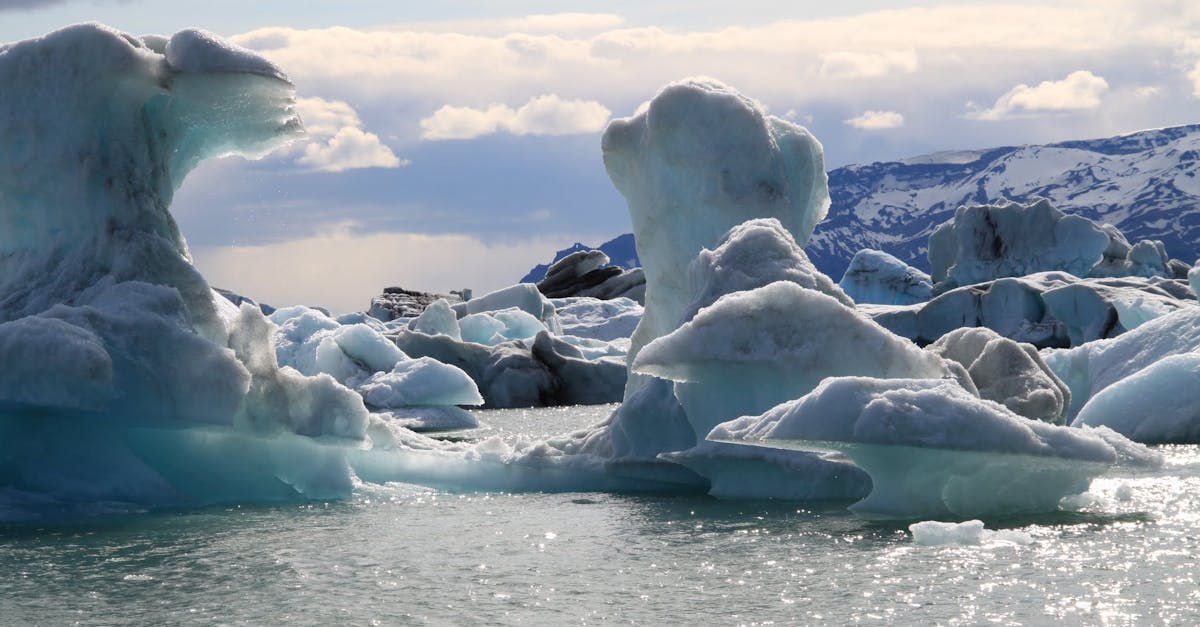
[1,410,1199,624]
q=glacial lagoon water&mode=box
[2,404,1198,625]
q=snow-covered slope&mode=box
[537,124,1200,282]
[809,124,1200,279]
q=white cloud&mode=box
[378,13,625,36]
[298,127,408,172]
[292,97,406,171]
[818,50,918,79]
[968,70,1110,121]
[1134,85,1162,99]
[844,110,905,129]
[228,2,1198,144]
[191,226,581,314]
[420,94,611,140]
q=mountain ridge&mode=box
[520,123,1200,282]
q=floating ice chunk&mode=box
[358,357,484,408]
[410,299,462,341]
[274,317,405,387]
[1071,354,1200,443]
[552,297,642,342]
[909,520,1033,547]
[457,308,547,345]
[634,281,969,438]
[490,308,548,342]
[453,283,560,334]
[928,327,1069,423]
[711,377,1155,518]
[458,312,508,345]
[535,250,646,303]
[929,198,1111,288]
[1044,305,1200,424]
[839,249,932,306]
[392,329,625,409]
[602,78,830,399]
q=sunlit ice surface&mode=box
[1,406,1197,625]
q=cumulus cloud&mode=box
[818,50,918,79]
[420,94,611,141]
[844,110,905,129]
[293,97,406,172]
[228,3,1194,145]
[968,70,1110,120]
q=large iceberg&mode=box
[710,377,1159,519]
[554,79,841,494]
[0,24,378,506]
[928,198,1175,290]
[601,77,830,398]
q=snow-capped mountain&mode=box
[807,123,1200,279]
[525,124,1200,282]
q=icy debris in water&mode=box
[909,520,1034,546]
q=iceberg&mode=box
[1071,354,1200,443]
[869,271,1194,348]
[1039,302,1200,442]
[927,197,1180,292]
[533,81,844,494]
[576,218,965,499]
[552,297,642,343]
[839,249,932,306]
[926,327,1069,423]
[929,198,1113,289]
[711,377,1159,519]
[0,24,384,506]
[601,77,830,399]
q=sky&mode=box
[3,0,1200,313]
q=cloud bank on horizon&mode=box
[4,0,1200,313]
